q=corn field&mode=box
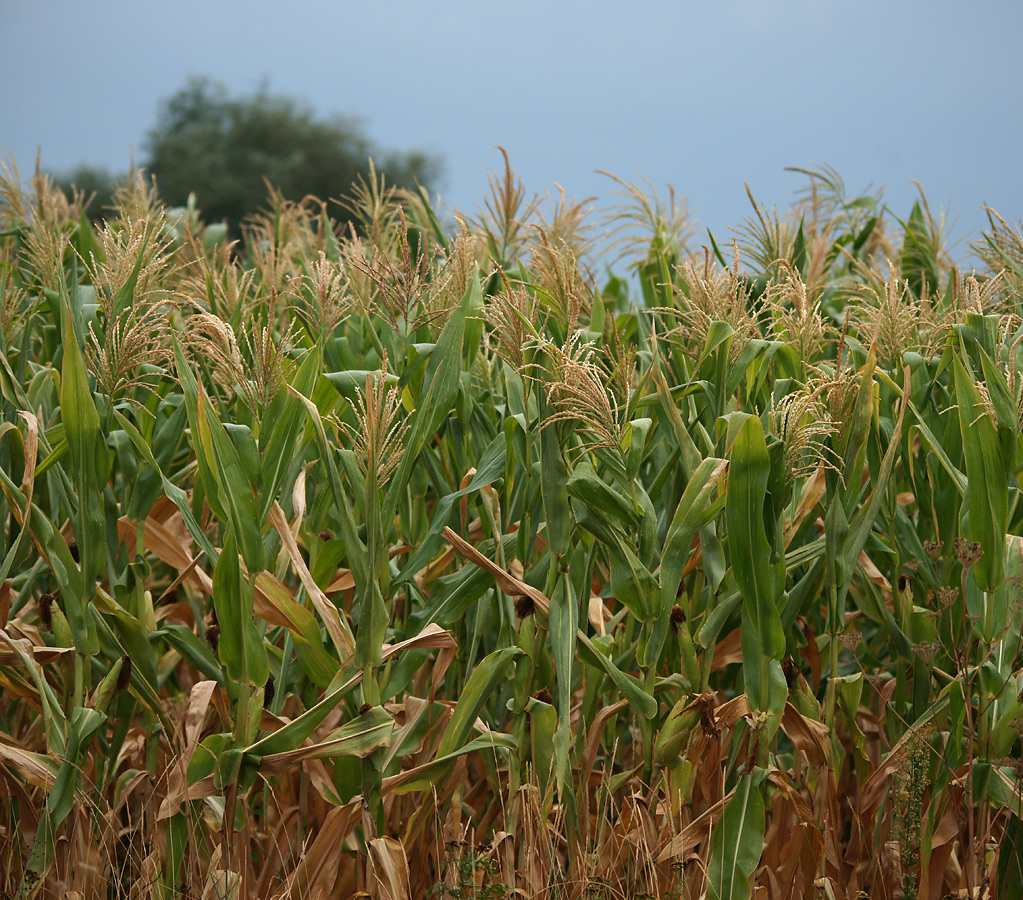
[0,153,1021,899]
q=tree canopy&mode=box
[60,78,443,234]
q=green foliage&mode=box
[145,77,441,236]
[51,77,442,235]
[429,850,511,900]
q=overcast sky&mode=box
[5,0,1022,264]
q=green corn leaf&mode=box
[289,385,369,605]
[381,271,481,530]
[89,589,159,689]
[197,382,266,572]
[105,242,148,322]
[955,355,1008,592]
[0,417,39,589]
[727,415,785,714]
[838,346,876,501]
[651,351,703,481]
[112,410,218,562]
[645,457,728,666]
[246,680,358,759]
[725,339,782,400]
[17,706,106,898]
[827,366,908,628]
[998,816,1023,900]
[576,632,657,719]
[254,706,393,772]
[172,336,227,522]
[435,646,520,758]
[0,630,67,756]
[157,623,223,684]
[223,423,262,491]
[58,301,103,653]
[567,459,641,526]
[324,368,399,401]
[529,697,557,800]
[355,534,389,670]
[258,343,322,522]
[624,417,652,481]
[538,402,572,559]
[253,573,338,687]
[900,201,943,301]
[382,732,517,795]
[706,768,767,900]
[396,435,506,582]
[609,543,658,622]
[211,530,269,688]
[549,574,577,791]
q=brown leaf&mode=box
[380,623,457,661]
[326,569,356,593]
[919,802,959,900]
[0,741,56,789]
[780,702,832,769]
[368,837,410,900]
[766,768,825,861]
[158,679,218,820]
[858,550,892,593]
[714,693,752,729]
[253,570,310,632]
[159,774,218,821]
[587,594,609,635]
[185,680,218,747]
[784,464,828,548]
[442,526,551,613]
[258,715,393,775]
[273,802,361,900]
[656,787,734,862]
[709,628,743,670]
[0,579,10,630]
[430,646,457,699]
[0,645,72,666]
[118,514,213,594]
[154,601,194,627]
[270,501,355,659]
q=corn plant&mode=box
[0,152,1020,899]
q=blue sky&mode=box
[5,0,1022,263]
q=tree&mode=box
[142,77,441,235]
[52,165,127,220]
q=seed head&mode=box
[782,657,799,688]
[664,244,761,361]
[336,353,409,486]
[852,260,919,369]
[514,595,535,618]
[769,382,839,486]
[38,591,56,630]
[290,250,351,338]
[484,276,539,371]
[528,331,630,457]
[85,301,173,404]
[529,228,592,331]
[116,655,132,692]
[765,260,830,361]
[953,537,983,569]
